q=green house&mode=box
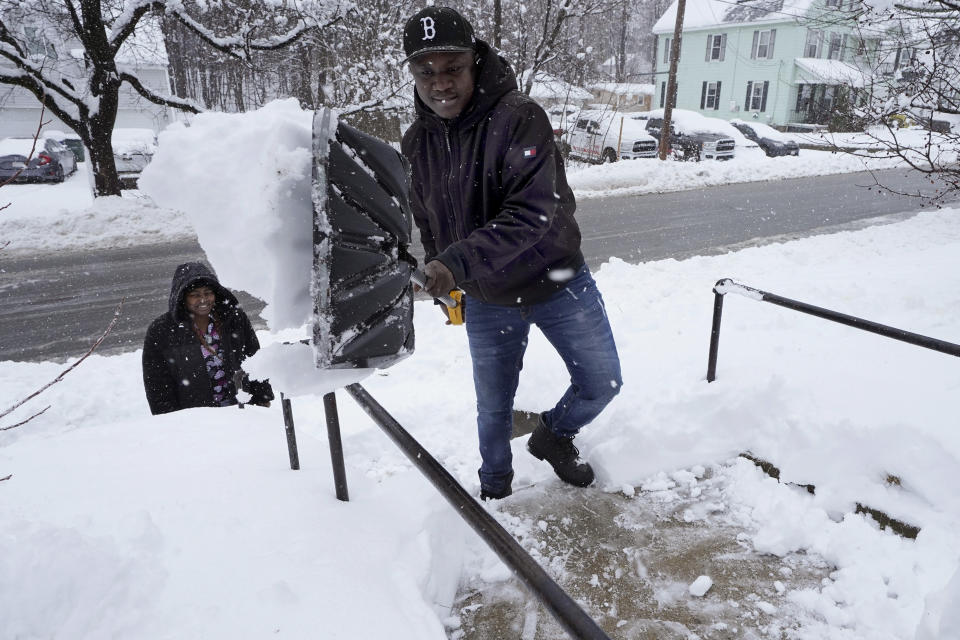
[652,0,889,129]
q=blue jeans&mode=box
[465,265,622,493]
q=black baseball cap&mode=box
[402,7,476,64]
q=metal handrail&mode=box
[342,383,612,640]
[707,278,960,382]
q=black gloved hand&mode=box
[423,260,456,298]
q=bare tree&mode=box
[159,0,414,140]
[828,0,960,203]
[514,0,615,96]
[0,0,343,196]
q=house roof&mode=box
[653,0,815,33]
[589,83,655,96]
[518,70,593,101]
[794,57,867,87]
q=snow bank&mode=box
[0,179,192,252]
[567,146,903,198]
[138,99,315,331]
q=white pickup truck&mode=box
[560,110,659,163]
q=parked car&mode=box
[0,135,77,183]
[730,119,800,157]
[561,109,659,163]
[641,109,736,161]
[112,128,157,189]
[44,129,86,162]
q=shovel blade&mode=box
[311,108,415,369]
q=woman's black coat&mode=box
[142,262,273,415]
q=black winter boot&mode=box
[527,418,595,488]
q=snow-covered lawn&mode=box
[2,101,959,638]
[795,125,959,157]
[0,163,193,252]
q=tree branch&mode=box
[109,1,161,54]
[0,70,83,135]
[0,17,26,58]
[0,406,51,432]
[0,299,124,423]
[119,71,203,113]
[893,2,960,15]
[168,8,341,62]
[63,0,87,52]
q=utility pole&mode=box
[658,0,686,160]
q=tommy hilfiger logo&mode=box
[420,17,436,40]
[523,146,537,158]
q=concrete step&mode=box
[450,465,831,639]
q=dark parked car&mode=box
[0,136,77,183]
[642,109,736,161]
[730,119,800,157]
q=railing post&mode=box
[323,391,349,502]
[707,284,725,382]
[281,393,300,470]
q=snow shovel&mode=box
[311,108,458,369]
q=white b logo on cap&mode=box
[420,16,436,40]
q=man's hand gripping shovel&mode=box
[410,267,464,325]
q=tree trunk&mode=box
[84,127,121,197]
[617,2,628,82]
[161,18,190,99]
[659,0,686,160]
[296,44,314,108]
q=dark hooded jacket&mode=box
[401,39,583,306]
[142,262,273,415]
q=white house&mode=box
[0,17,174,139]
[588,82,655,111]
[518,70,594,111]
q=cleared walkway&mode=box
[453,466,831,639]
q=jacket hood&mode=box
[413,39,518,129]
[167,261,239,323]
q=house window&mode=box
[659,81,676,108]
[827,33,842,60]
[751,29,776,59]
[662,37,671,64]
[744,80,769,112]
[705,34,726,61]
[795,84,812,112]
[700,81,722,110]
[853,37,865,57]
[24,26,57,59]
[825,0,841,7]
[822,85,836,111]
[804,29,822,57]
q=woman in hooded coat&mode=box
[142,262,273,415]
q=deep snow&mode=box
[2,100,959,639]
